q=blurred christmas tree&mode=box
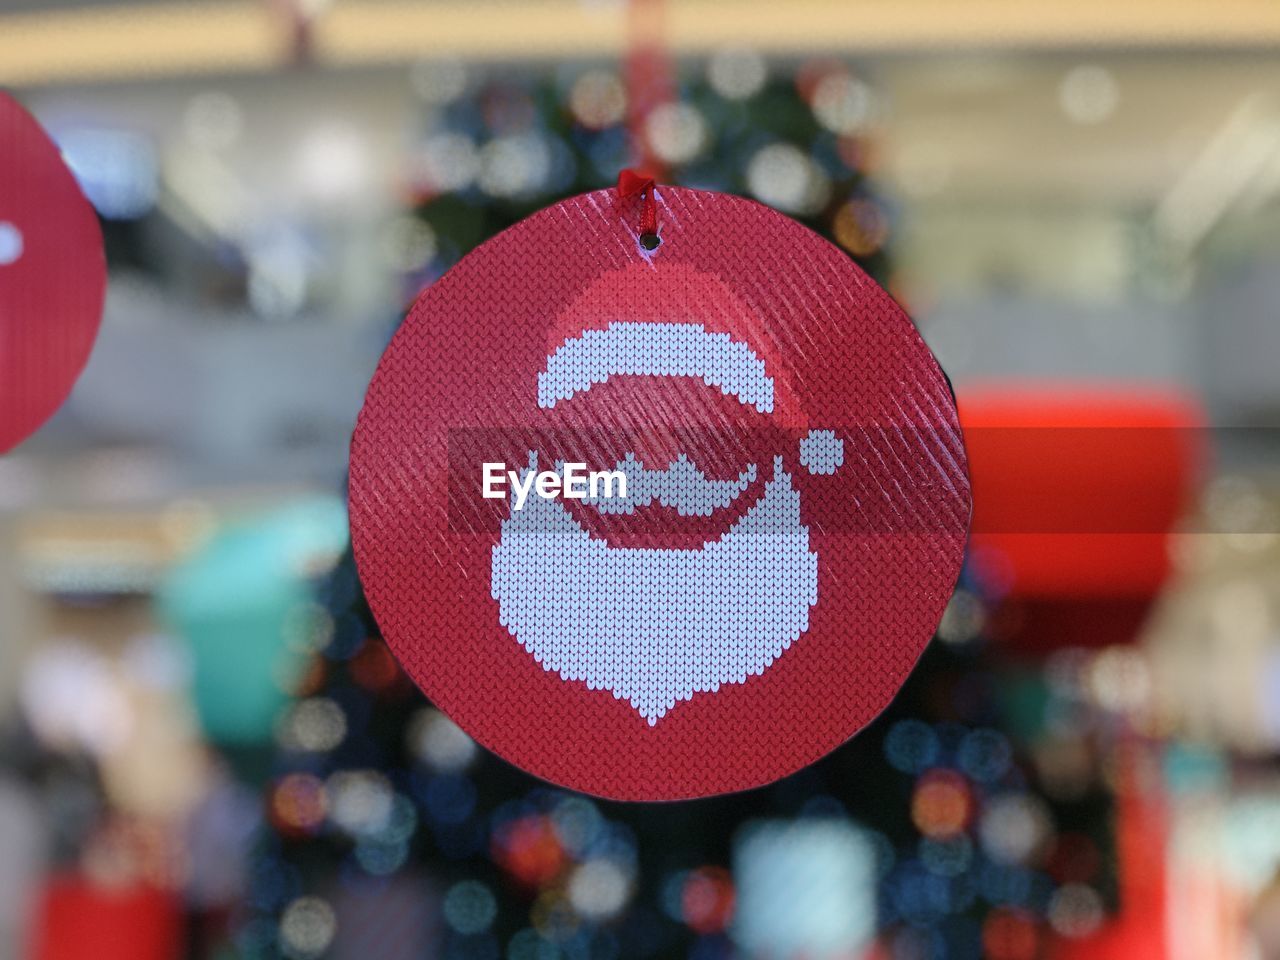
[391,53,892,307]
[244,57,1115,960]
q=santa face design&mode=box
[351,186,970,800]
[492,320,823,725]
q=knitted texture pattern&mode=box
[349,186,970,800]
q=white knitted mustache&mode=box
[491,454,819,724]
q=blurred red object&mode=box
[1050,742,1168,960]
[0,93,106,453]
[960,384,1205,602]
[681,866,735,935]
[28,873,181,960]
[960,384,1206,650]
[490,815,567,889]
[983,907,1041,960]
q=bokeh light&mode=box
[444,880,499,935]
[478,133,553,198]
[937,589,986,645]
[570,70,627,129]
[507,927,559,960]
[1087,646,1150,714]
[550,795,604,856]
[279,896,337,959]
[412,132,481,194]
[1047,882,1104,937]
[355,836,409,875]
[410,58,468,104]
[957,728,1013,783]
[681,867,734,934]
[811,72,877,135]
[277,697,347,753]
[568,858,633,920]
[295,123,370,205]
[326,769,394,836]
[645,103,708,165]
[270,773,327,834]
[531,888,578,943]
[1059,64,1120,124]
[380,216,439,273]
[920,835,974,877]
[349,639,403,691]
[707,47,767,100]
[979,794,1053,866]
[911,770,973,838]
[746,143,831,215]
[832,197,890,256]
[884,719,941,774]
[410,708,479,772]
[492,814,567,889]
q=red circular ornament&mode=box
[0,93,106,453]
[350,185,969,800]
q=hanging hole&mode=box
[640,232,661,251]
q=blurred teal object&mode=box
[1162,741,1228,795]
[732,818,876,957]
[157,498,348,747]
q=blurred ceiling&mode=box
[3,0,1280,87]
[880,55,1280,210]
[6,0,1280,217]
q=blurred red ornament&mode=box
[0,93,106,453]
[961,385,1205,650]
[961,384,1205,599]
[29,873,181,960]
[492,815,567,889]
[680,866,734,934]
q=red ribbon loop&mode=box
[616,168,659,238]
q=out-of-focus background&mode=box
[3,1,1280,958]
